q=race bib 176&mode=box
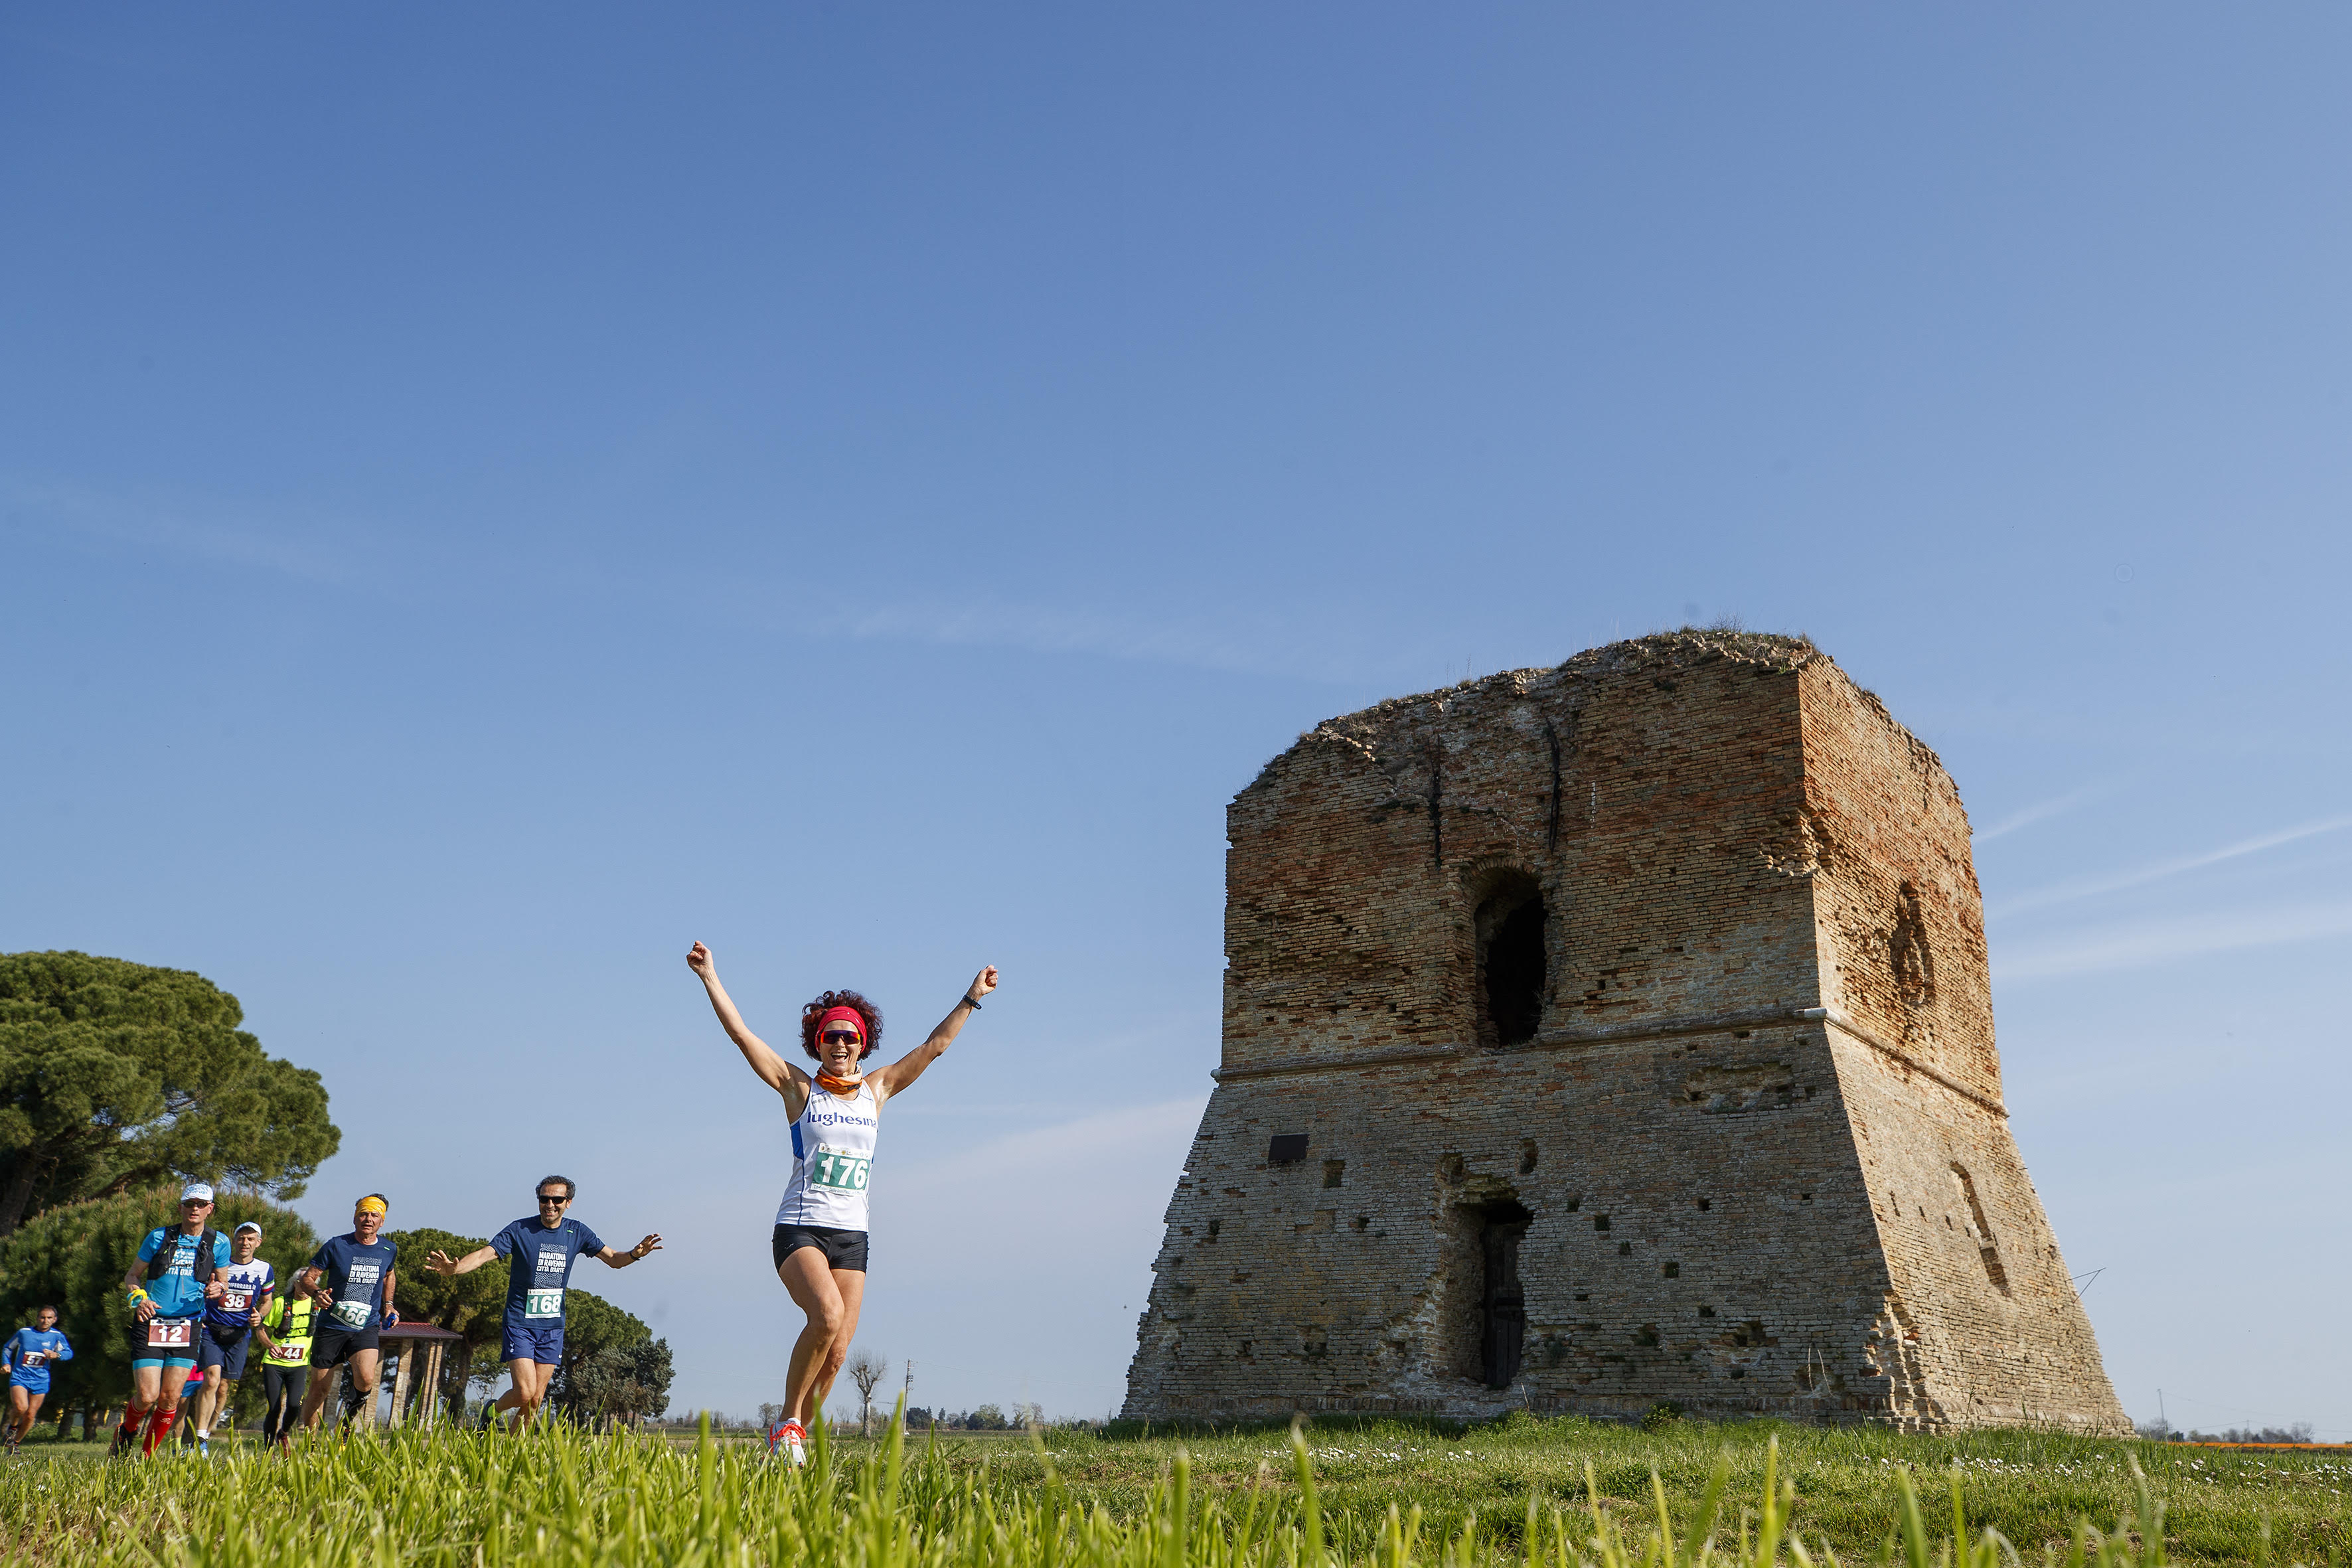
[811,1146,870,1192]
[524,1288,564,1319]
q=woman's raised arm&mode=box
[688,943,807,1105]
[869,966,998,1105]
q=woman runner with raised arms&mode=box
[687,941,996,1466]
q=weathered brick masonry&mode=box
[1122,631,2127,1433]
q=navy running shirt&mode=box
[491,1217,605,1327]
[306,1234,398,1332]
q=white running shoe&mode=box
[775,1418,807,1468]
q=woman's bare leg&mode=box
[777,1251,866,1425]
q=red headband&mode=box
[817,1006,866,1042]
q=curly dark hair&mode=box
[799,990,882,1061]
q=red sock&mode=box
[141,1405,175,1455]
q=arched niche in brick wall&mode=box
[1470,866,1547,1047]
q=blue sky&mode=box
[5,5,2348,1434]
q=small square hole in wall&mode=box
[1269,1134,1308,1165]
[1618,1241,1633,1256]
[1696,1199,1711,1212]
[1594,1214,1610,1231]
[1699,1306,1715,1318]
[1800,1194,1812,1203]
[1322,1160,1346,1188]
[1575,1293,1589,1302]
[1352,1215,1370,1231]
[1662,1262,1680,1278]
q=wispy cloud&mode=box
[1994,898,2352,982]
[799,594,1395,684]
[5,475,368,584]
[1974,784,2113,843]
[1989,815,2352,917]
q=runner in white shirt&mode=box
[687,942,995,1466]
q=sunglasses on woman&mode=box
[820,1029,861,1046]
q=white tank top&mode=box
[775,1078,880,1229]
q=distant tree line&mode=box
[2137,1417,2317,1443]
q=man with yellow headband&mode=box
[291,1194,400,1434]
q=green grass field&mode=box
[3,1413,2345,1566]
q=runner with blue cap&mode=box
[115,1182,231,1457]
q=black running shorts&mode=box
[773,1223,868,1273]
[309,1322,380,1369]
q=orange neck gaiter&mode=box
[814,1071,866,1097]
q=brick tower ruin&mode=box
[1123,631,2128,1433]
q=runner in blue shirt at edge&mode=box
[116,1182,234,1457]
[425,1176,661,1429]
[3,1306,72,1455]
[292,1194,400,1436]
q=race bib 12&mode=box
[143,1319,194,1350]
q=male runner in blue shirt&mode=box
[293,1194,400,1434]
[3,1306,73,1454]
[117,1182,233,1456]
[424,1174,661,1429]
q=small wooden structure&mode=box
[379,1321,467,1429]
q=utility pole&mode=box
[903,1360,913,1419]
[2159,1389,2168,1441]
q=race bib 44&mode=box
[811,1147,870,1192]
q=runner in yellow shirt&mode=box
[253,1291,317,1446]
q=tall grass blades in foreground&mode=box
[0,1411,2324,1568]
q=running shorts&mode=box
[773,1223,868,1273]
[501,1320,566,1366]
[7,1370,50,1396]
[196,1326,252,1381]
[309,1322,380,1369]
[131,1316,200,1372]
